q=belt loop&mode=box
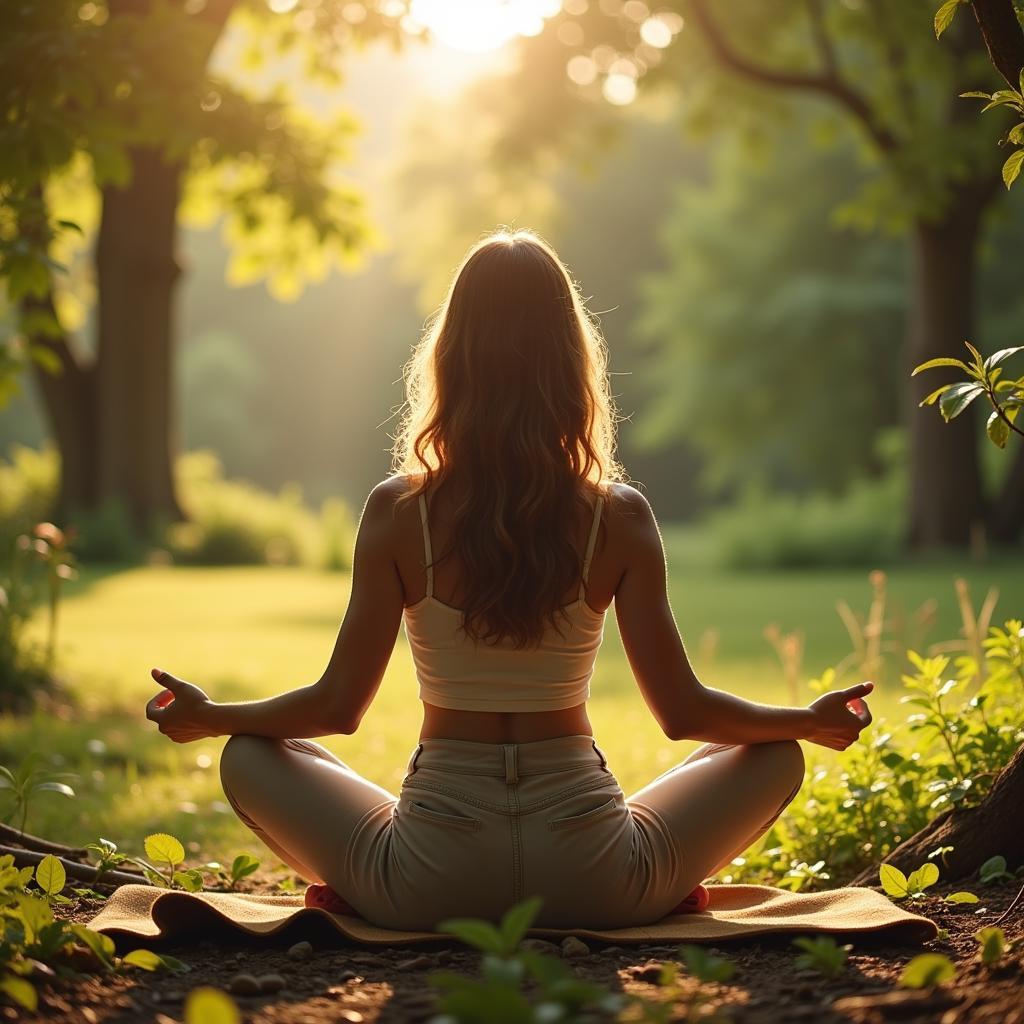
[409,742,424,775]
[502,744,519,784]
[591,739,607,770]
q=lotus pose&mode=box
[145,230,872,930]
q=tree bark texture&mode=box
[853,741,1024,884]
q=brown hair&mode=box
[391,229,624,647]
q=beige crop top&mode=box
[403,491,606,712]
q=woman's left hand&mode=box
[145,668,218,743]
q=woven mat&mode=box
[89,884,937,946]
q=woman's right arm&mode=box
[612,486,872,750]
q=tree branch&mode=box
[970,0,1024,90]
[688,0,900,153]
[806,0,838,77]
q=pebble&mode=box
[520,938,561,956]
[227,973,262,996]
[337,969,360,983]
[309,975,329,988]
[560,936,590,958]
[288,940,314,961]
[349,952,386,966]
[258,973,286,993]
[397,954,435,971]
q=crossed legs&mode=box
[218,735,396,887]
[627,739,805,898]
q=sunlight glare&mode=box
[410,0,562,52]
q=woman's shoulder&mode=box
[362,474,421,525]
[602,481,654,522]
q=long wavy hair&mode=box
[391,229,625,648]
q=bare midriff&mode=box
[420,702,593,743]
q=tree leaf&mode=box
[1003,148,1024,189]
[900,953,956,988]
[934,0,963,38]
[987,411,1010,449]
[985,346,1024,370]
[34,855,66,897]
[960,90,993,100]
[976,926,1006,965]
[122,948,189,972]
[439,917,504,954]
[911,357,970,376]
[498,896,542,952]
[945,891,979,904]
[144,833,185,867]
[0,975,37,1012]
[907,862,939,893]
[185,986,240,1024]
[938,382,984,421]
[880,864,910,898]
[70,924,116,968]
[33,782,75,797]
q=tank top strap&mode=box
[418,492,434,597]
[578,494,604,601]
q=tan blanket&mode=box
[89,884,937,946]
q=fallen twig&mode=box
[0,844,152,887]
[0,822,89,860]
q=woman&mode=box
[145,229,872,931]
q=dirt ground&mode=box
[19,878,1024,1023]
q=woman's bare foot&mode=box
[304,883,361,917]
[671,883,710,914]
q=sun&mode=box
[409,0,562,53]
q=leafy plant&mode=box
[0,852,186,1013]
[678,944,735,984]
[0,753,75,835]
[129,832,204,891]
[185,987,241,1024]
[975,927,1008,966]
[206,853,261,891]
[86,838,130,882]
[979,855,1016,885]
[913,343,1023,449]
[791,936,850,978]
[900,953,956,988]
[944,891,979,905]
[880,862,940,901]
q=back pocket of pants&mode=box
[405,800,481,830]
[547,795,619,831]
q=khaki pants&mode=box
[219,732,804,930]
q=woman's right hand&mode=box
[805,682,874,750]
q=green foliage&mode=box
[957,81,1024,189]
[0,753,75,836]
[0,850,182,1012]
[166,451,353,570]
[701,461,905,569]
[185,987,240,1024]
[86,838,129,883]
[732,612,1023,886]
[637,135,905,498]
[900,953,956,988]
[791,936,850,978]
[914,342,1024,448]
[979,855,1015,884]
[975,926,1008,965]
[944,891,979,904]
[933,0,967,39]
[879,862,940,900]
[433,897,625,1023]
[679,944,735,983]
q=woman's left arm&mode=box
[146,479,406,743]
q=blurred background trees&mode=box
[1,0,1023,563]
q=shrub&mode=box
[0,444,58,561]
[704,467,905,569]
[166,451,354,570]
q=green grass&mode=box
[2,533,1022,871]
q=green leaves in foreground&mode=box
[185,987,241,1024]
[879,862,939,900]
[913,342,1024,448]
[900,953,956,988]
[792,936,850,978]
[440,896,542,958]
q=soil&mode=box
[20,878,1024,1023]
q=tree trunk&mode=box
[93,147,185,533]
[853,742,1024,884]
[906,197,987,548]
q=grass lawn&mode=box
[2,530,1022,870]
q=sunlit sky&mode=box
[408,0,562,52]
